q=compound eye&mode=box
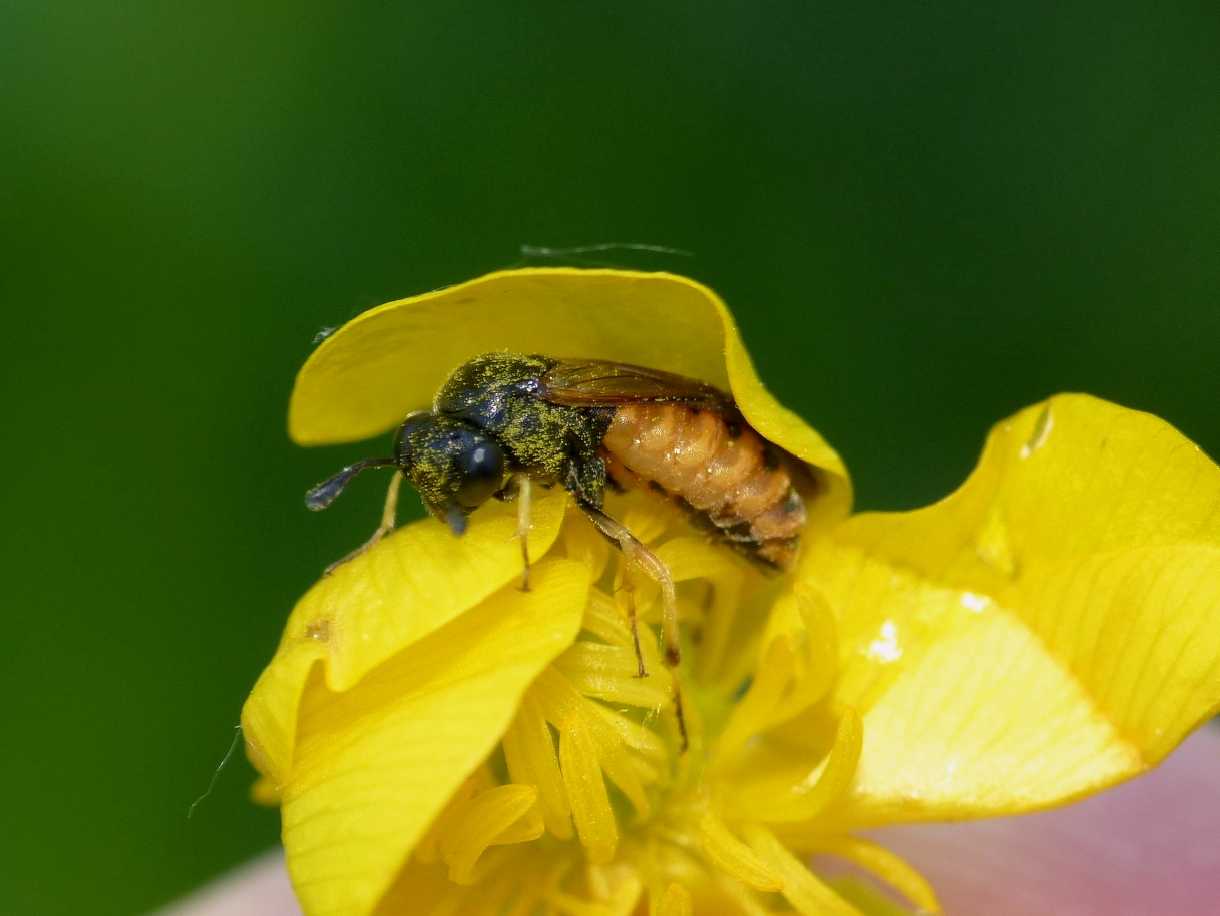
[454,436,505,508]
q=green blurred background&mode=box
[2,2,1216,913]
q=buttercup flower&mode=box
[243,270,1220,915]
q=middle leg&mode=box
[514,474,532,591]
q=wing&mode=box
[538,358,737,411]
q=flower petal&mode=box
[279,558,590,916]
[869,726,1220,915]
[288,269,850,522]
[241,492,565,783]
[803,394,1220,822]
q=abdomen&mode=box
[600,403,806,570]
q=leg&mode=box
[324,471,403,575]
[577,499,688,749]
[515,474,532,591]
[579,501,680,666]
[616,577,647,678]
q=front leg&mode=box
[324,471,402,575]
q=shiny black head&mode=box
[304,411,507,536]
[392,412,506,533]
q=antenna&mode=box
[305,458,396,511]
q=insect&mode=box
[306,353,814,745]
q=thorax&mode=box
[435,353,611,482]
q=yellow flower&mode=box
[243,269,1220,915]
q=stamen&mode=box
[556,657,671,708]
[696,811,782,892]
[440,785,541,884]
[767,585,839,719]
[655,882,692,916]
[502,694,573,839]
[591,704,667,762]
[583,861,642,908]
[582,592,639,651]
[560,724,619,864]
[813,836,941,915]
[714,635,798,764]
[740,823,858,916]
[780,707,862,823]
[713,873,780,916]
[414,768,493,865]
[714,588,841,768]
[728,707,863,823]
[557,640,657,679]
[396,495,898,913]
[534,669,657,819]
[583,590,668,681]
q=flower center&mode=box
[397,493,878,914]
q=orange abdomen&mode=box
[601,404,806,569]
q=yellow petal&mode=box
[241,492,565,783]
[374,855,541,916]
[288,268,850,523]
[278,559,590,916]
[802,394,1220,822]
[371,861,462,916]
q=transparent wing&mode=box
[538,358,736,411]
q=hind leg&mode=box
[617,577,647,679]
[577,499,688,750]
